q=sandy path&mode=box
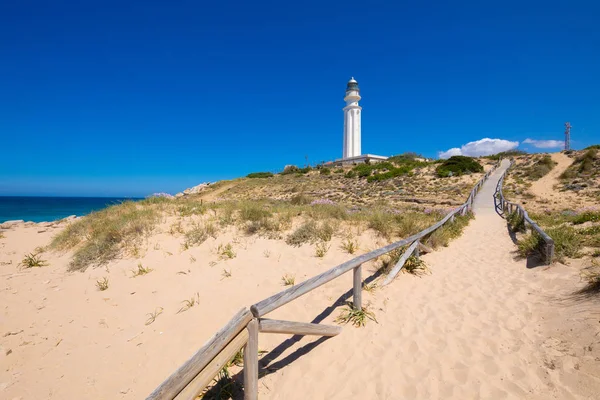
[528,153,575,206]
[258,159,600,399]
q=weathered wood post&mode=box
[353,265,362,310]
[414,241,420,258]
[243,319,258,400]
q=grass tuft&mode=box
[217,243,236,259]
[314,241,330,258]
[177,293,200,314]
[281,274,295,286]
[341,237,359,254]
[402,256,430,276]
[132,262,153,277]
[20,252,48,268]
[145,307,164,325]
[96,277,109,291]
[184,222,218,248]
[335,302,377,327]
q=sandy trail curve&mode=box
[259,159,600,399]
[529,152,573,203]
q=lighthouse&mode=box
[343,77,362,158]
[337,77,388,165]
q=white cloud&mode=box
[438,138,519,159]
[438,147,462,159]
[522,138,564,149]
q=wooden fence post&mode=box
[243,319,258,400]
[353,265,362,310]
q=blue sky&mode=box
[1,1,598,197]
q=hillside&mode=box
[184,157,498,209]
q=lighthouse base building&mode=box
[334,78,388,165]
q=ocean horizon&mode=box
[0,196,142,223]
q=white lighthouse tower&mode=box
[343,77,362,158]
[337,77,387,164]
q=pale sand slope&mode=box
[257,159,600,399]
[528,152,581,209]
[0,217,387,399]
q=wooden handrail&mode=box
[495,160,554,264]
[148,160,502,400]
[147,308,252,400]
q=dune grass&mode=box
[20,252,48,268]
[50,200,161,271]
[335,302,377,327]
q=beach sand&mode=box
[1,160,599,399]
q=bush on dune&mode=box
[436,156,483,177]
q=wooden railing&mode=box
[147,162,501,400]
[495,160,554,264]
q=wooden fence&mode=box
[147,162,501,400]
[495,160,554,264]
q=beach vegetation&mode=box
[506,210,526,232]
[20,252,48,268]
[436,156,483,177]
[177,293,200,314]
[50,201,160,271]
[315,241,330,257]
[319,167,331,175]
[281,165,300,175]
[199,365,243,400]
[424,212,473,248]
[524,155,557,180]
[335,302,377,327]
[238,202,272,222]
[246,172,274,178]
[483,150,527,160]
[285,220,336,247]
[341,237,359,254]
[281,274,295,286]
[96,277,109,291]
[402,255,429,276]
[184,222,218,248]
[145,307,164,325]
[217,243,236,259]
[132,262,153,277]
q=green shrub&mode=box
[573,211,600,225]
[484,150,527,160]
[290,193,312,205]
[239,202,272,222]
[184,222,218,247]
[506,211,526,232]
[436,156,483,177]
[525,155,557,180]
[546,226,582,260]
[320,167,331,175]
[345,171,356,178]
[367,211,395,238]
[247,172,274,178]
[334,168,344,174]
[281,165,300,175]
[285,220,336,247]
[425,212,473,248]
[517,232,543,259]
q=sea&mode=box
[0,196,142,223]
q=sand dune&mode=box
[1,160,599,399]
